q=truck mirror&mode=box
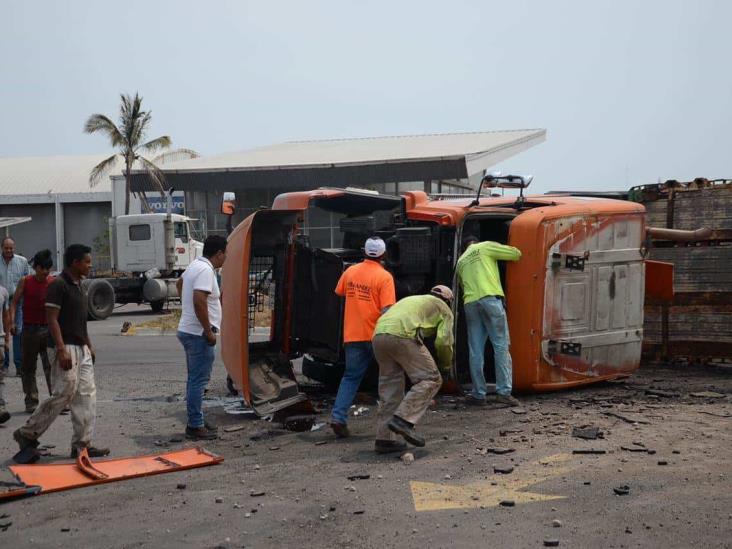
[482,173,533,189]
[222,192,236,215]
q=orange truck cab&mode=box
[221,185,669,415]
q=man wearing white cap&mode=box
[331,237,395,438]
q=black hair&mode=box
[203,235,227,258]
[462,235,479,251]
[64,244,92,268]
[31,249,53,270]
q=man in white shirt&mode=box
[176,235,227,440]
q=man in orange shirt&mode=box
[331,237,395,438]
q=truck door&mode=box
[541,214,645,377]
[220,209,309,416]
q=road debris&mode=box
[552,519,562,528]
[613,485,630,496]
[645,389,680,398]
[250,491,266,497]
[215,496,224,503]
[689,391,725,399]
[494,466,514,474]
[401,452,415,464]
[499,500,515,507]
[347,474,370,481]
[571,426,604,440]
[572,449,607,455]
[603,412,651,424]
[544,539,560,547]
[176,483,186,490]
[284,415,316,432]
[621,446,652,453]
[223,425,247,433]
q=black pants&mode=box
[21,325,52,410]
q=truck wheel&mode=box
[150,300,165,313]
[83,279,115,320]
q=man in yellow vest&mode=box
[371,285,454,452]
[456,236,521,407]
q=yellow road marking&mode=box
[411,453,573,512]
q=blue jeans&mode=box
[3,302,22,372]
[331,342,375,425]
[177,331,215,428]
[464,296,513,398]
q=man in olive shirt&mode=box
[13,244,109,464]
[372,286,454,452]
[456,236,522,407]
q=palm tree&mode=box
[84,92,195,215]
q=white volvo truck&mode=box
[83,213,203,319]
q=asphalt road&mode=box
[0,305,730,548]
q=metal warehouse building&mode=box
[0,154,114,271]
[127,129,546,245]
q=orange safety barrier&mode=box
[0,447,222,502]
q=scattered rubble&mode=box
[494,466,514,475]
[401,453,415,464]
[571,426,604,440]
[689,391,725,399]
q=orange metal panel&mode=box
[221,213,255,404]
[2,447,222,501]
[645,260,674,303]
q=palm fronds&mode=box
[89,154,120,187]
[136,155,168,197]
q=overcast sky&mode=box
[2,0,730,193]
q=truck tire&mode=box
[83,279,115,321]
[150,300,165,313]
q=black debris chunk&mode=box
[572,426,603,440]
[176,483,187,490]
[250,491,266,497]
[347,474,370,481]
[613,485,630,496]
[283,415,316,432]
[499,500,515,507]
[544,540,560,547]
[572,449,606,455]
[486,447,515,455]
[494,466,514,475]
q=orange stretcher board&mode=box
[0,447,222,502]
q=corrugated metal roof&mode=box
[157,129,546,174]
[0,154,121,197]
[0,217,32,229]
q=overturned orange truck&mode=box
[221,179,672,415]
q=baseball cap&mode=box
[430,285,454,304]
[364,237,386,258]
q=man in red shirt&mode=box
[11,249,55,413]
[330,237,395,438]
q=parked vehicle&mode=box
[220,178,672,415]
[84,213,202,319]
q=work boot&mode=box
[330,422,350,439]
[0,408,10,424]
[387,415,425,447]
[70,446,111,459]
[186,426,218,440]
[374,439,407,454]
[488,394,521,407]
[204,419,218,432]
[12,429,40,464]
[25,405,36,414]
[465,395,487,407]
